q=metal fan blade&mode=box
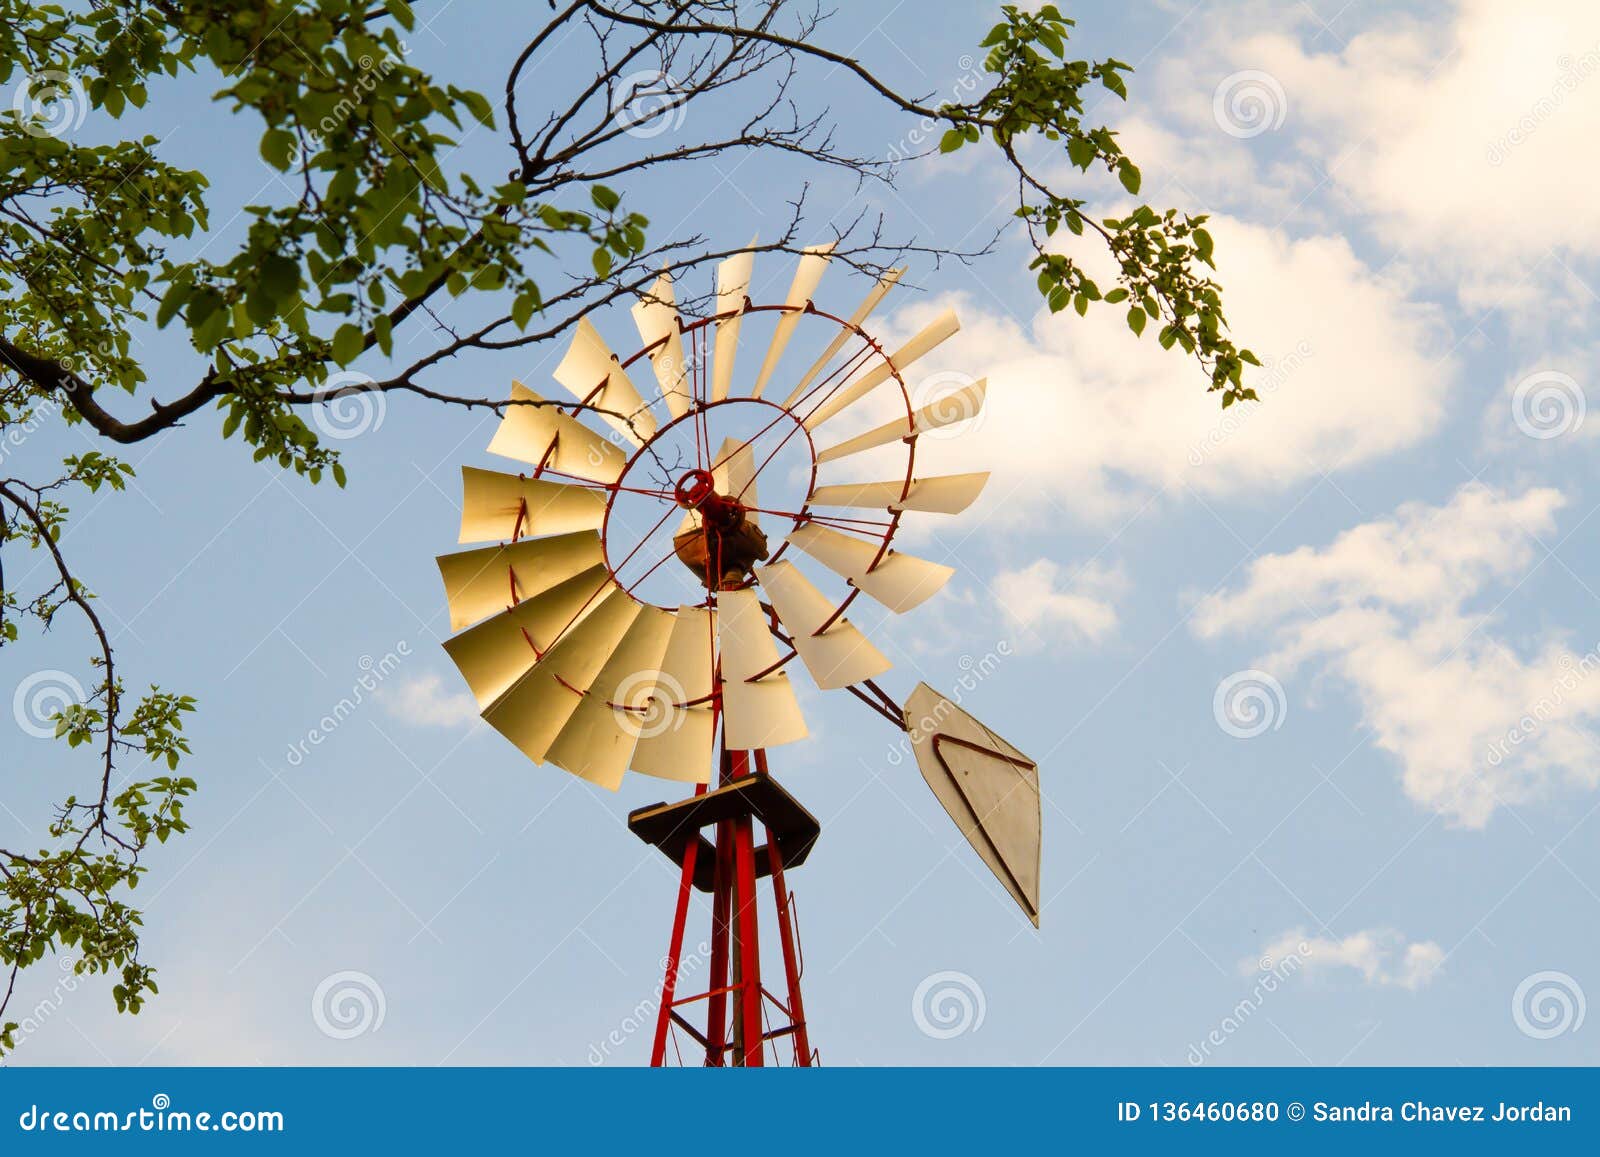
[904,683,1041,926]
[631,606,717,783]
[457,467,607,544]
[717,587,807,750]
[544,604,676,790]
[781,267,905,410]
[785,522,953,614]
[436,529,605,631]
[802,308,961,430]
[442,565,611,707]
[809,472,989,516]
[753,559,890,690]
[751,242,835,399]
[480,588,640,769]
[815,379,987,464]
[486,383,628,484]
[631,272,693,420]
[553,317,658,447]
[677,437,760,534]
[711,245,755,402]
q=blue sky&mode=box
[5,0,1600,1066]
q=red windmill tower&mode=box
[436,244,1042,1065]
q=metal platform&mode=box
[628,774,820,892]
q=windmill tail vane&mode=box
[435,237,1042,1065]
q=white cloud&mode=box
[377,673,479,728]
[843,214,1452,522]
[991,558,1122,648]
[1196,482,1600,827]
[1256,928,1444,991]
[1171,1,1600,307]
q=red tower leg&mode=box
[649,812,700,1067]
[638,744,817,1066]
[728,750,764,1066]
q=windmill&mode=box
[436,244,1041,1066]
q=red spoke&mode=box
[621,535,692,601]
[610,498,683,577]
[741,504,894,532]
[721,341,879,507]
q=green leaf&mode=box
[332,324,366,365]
[259,128,297,172]
[1117,160,1141,195]
[939,128,966,153]
[259,255,300,303]
[458,89,494,128]
[383,0,417,30]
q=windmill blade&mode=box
[457,467,607,544]
[481,588,641,769]
[631,272,693,420]
[487,383,628,484]
[544,604,677,790]
[720,437,760,518]
[785,522,953,614]
[442,565,611,707]
[630,606,717,783]
[781,268,905,410]
[718,586,807,750]
[815,379,988,464]
[711,245,755,402]
[809,472,989,516]
[802,309,961,430]
[752,242,835,399]
[437,530,605,631]
[753,559,890,690]
[677,437,760,534]
[553,317,658,447]
[904,683,1041,926]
